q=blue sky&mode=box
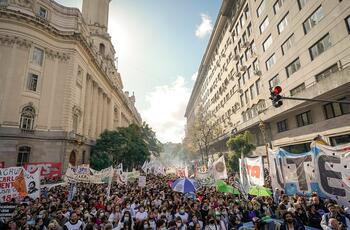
[56,0,221,143]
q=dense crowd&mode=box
[1,175,350,230]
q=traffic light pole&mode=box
[281,96,350,105]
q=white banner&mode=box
[211,156,228,180]
[269,142,350,207]
[138,176,146,187]
[0,167,40,202]
[241,157,265,186]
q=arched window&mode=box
[20,106,35,130]
[17,146,31,166]
[99,43,105,56]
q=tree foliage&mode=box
[183,106,222,164]
[90,123,163,170]
[226,131,256,172]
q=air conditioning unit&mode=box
[238,89,243,94]
[254,69,262,76]
[240,66,247,72]
[234,55,240,60]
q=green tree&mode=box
[226,131,256,172]
[90,123,162,170]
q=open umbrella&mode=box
[216,180,240,195]
[172,177,197,193]
[248,185,272,196]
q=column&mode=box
[118,109,122,127]
[107,99,113,130]
[96,88,103,137]
[83,76,92,136]
[90,81,98,139]
[102,93,108,132]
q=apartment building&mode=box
[185,0,350,156]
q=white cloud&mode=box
[141,76,191,143]
[191,71,198,81]
[195,14,213,39]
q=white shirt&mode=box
[135,211,148,221]
[175,212,189,223]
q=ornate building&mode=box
[185,0,350,158]
[0,0,142,169]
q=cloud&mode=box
[195,14,213,39]
[141,76,191,143]
[191,71,198,81]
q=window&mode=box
[0,0,8,6]
[274,0,285,14]
[303,6,324,34]
[266,54,276,70]
[251,40,257,55]
[263,35,273,51]
[315,64,338,82]
[17,146,31,166]
[240,14,246,27]
[38,7,47,18]
[269,75,280,88]
[20,106,35,130]
[238,40,242,50]
[256,79,261,95]
[298,0,309,10]
[257,0,266,17]
[281,34,295,55]
[260,17,269,34]
[283,143,311,154]
[250,85,256,100]
[32,47,44,66]
[248,65,253,78]
[245,90,250,104]
[309,33,332,60]
[239,77,243,88]
[290,83,305,96]
[277,119,288,132]
[244,6,250,19]
[286,58,301,77]
[26,73,38,92]
[247,23,252,37]
[253,59,260,71]
[296,111,312,127]
[277,13,289,33]
[323,98,350,119]
[330,134,350,146]
[240,94,244,107]
[242,32,247,43]
[99,43,105,56]
[346,16,350,33]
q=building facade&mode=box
[0,0,142,169]
[185,0,350,157]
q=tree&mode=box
[184,105,221,164]
[90,123,162,170]
[226,131,256,172]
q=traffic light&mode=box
[270,86,283,108]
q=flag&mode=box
[13,170,27,198]
[68,183,76,201]
[115,163,123,175]
[216,180,240,194]
[212,156,228,179]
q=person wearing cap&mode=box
[321,203,350,230]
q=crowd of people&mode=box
[1,175,350,230]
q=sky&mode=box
[56,0,222,143]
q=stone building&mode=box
[0,0,142,168]
[185,0,350,158]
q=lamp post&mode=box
[258,120,270,169]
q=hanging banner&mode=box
[90,166,114,184]
[24,162,62,180]
[241,157,265,186]
[268,142,350,207]
[64,164,91,183]
[195,171,215,187]
[0,167,41,202]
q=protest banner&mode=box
[240,157,265,187]
[0,167,40,202]
[0,203,17,220]
[138,176,146,187]
[24,162,62,180]
[195,171,215,187]
[268,142,350,207]
[64,164,91,183]
[211,156,228,180]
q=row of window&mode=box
[277,100,350,133]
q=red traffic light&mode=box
[272,86,282,95]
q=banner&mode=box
[0,167,40,202]
[0,203,17,220]
[269,142,350,207]
[24,162,62,180]
[211,156,228,179]
[195,171,215,187]
[240,157,265,186]
[65,164,91,183]
[90,166,114,184]
[138,176,146,187]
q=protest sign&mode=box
[0,203,17,220]
[240,157,265,187]
[24,162,62,180]
[138,176,146,187]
